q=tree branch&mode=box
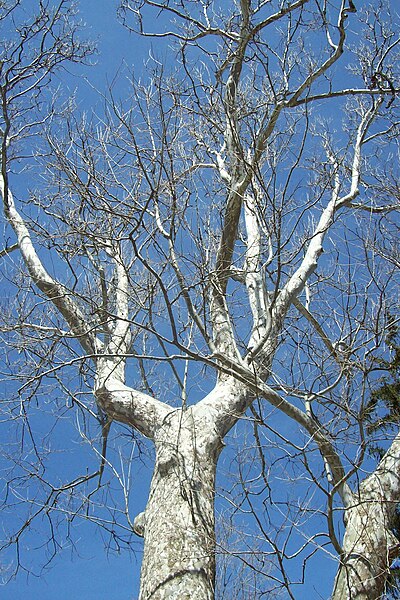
[94,376,170,440]
[1,183,101,356]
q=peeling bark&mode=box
[332,435,400,600]
[94,374,170,440]
[332,496,397,600]
[139,408,219,600]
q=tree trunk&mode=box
[332,436,400,600]
[332,495,398,600]
[138,408,219,600]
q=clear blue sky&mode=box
[1,3,150,598]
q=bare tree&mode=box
[1,0,400,598]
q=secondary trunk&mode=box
[332,494,398,600]
[332,436,400,600]
[138,407,219,600]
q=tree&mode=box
[365,319,400,599]
[0,0,399,598]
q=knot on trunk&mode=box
[133,511,146,537]
[157,453,177,476]
[156,439,179,477]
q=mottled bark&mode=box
[332,498,397,600]
[138,408,220,600]
[332,435,400,600]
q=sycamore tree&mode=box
[1,0,399,598]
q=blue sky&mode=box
[0,3,148,598]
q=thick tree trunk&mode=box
[138,408,219,600]
[332,493,398,600]
[332,501,395,600]
[332,436,400,600]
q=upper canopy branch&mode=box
[291,86,400,107]
[0,1,97,354]
[1,182,101,357]
[209,0,362,366]
[121,0,309,44]
[120,0,240,41]
[243,186,271,353]
[209,0,253,360]
[248,99,383,365]
[253,3,350,163]
[253,0,309,35]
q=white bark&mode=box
[2,1,399,597]
[332,434,400,600]
[244,189,271,352]
[94,374,170,439]
[1,182,100,356]
[138,407,220,600]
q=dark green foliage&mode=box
[366,314,400,441]
[386,561,400,600]
[386,503,400,600]
[365,315,400,599]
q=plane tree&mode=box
[1,0,399,598]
